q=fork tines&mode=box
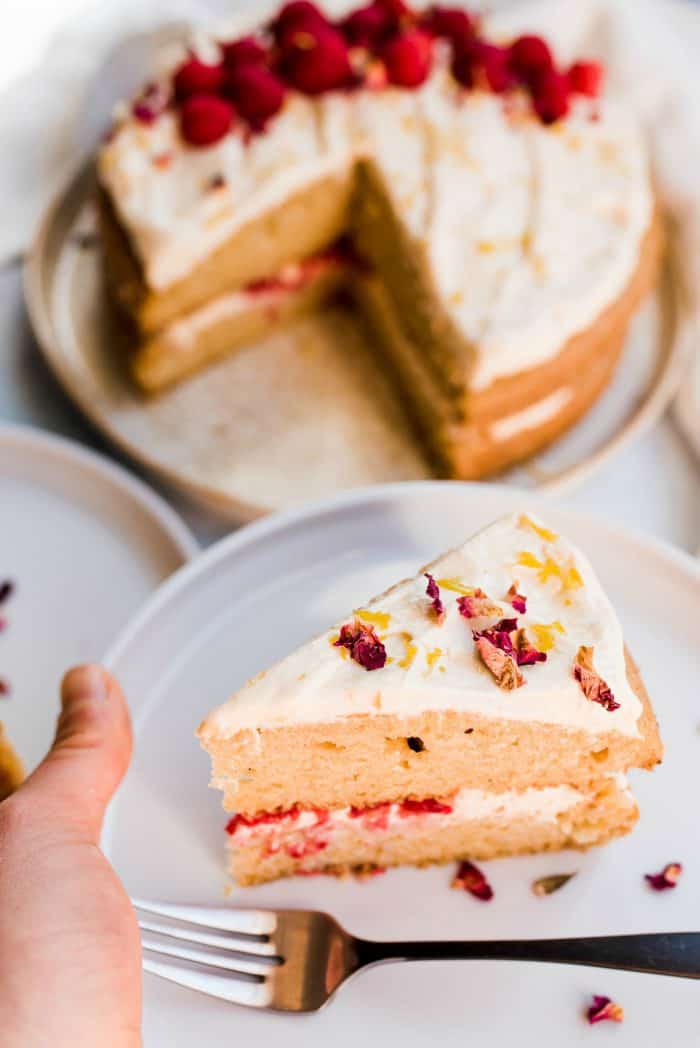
[135,898,279,1009]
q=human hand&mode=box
[0,665,141,1047]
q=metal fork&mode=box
[135,899,700,1012]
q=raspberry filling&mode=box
[226,793,456,858]
[243,244,348,297]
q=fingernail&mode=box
[61,665,108,709]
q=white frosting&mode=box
[488,387,573,442]
[98,33,653,389]
[201,512,644,740]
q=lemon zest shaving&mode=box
[529,621,566,653]
[436,578,475,596]
[426,647,443,668]
[518,514,559,542]
[516,552,583,591]
[355,608,391,630]
[396,632,417,669]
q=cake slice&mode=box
[198,512,662,884]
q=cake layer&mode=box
[99,168,353,336]
[227,776,638,886]
[199,514,662,815]
[131,252,348,391]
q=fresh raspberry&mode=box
[451,43,475,88]
[381,28,433,88]
[280,25,353,94]
[477,41,516,93]
[423,6,474,48]
[221,36,268,70]
[532,69,570,124]
[508,34,554,84]
[226,66,286,129]
[272,1,329,48]
[377,0,412,18]
[173,58,224,100]
[180,94,235,146]
[340,3,392,48]
[568,59,603,97]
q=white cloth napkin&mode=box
[1,0,698,455]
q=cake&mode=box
[0,724,23,802]
[198,512,662,885]
[97,1,662,480]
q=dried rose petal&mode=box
[452,860,493,901]
[532,873,575,896]
[507,583,526,614]
[472,618,518,655]
[0,581,14,605]
[645,862,682,891]
[475,636,523,690]
[514,628,547,667]
[457,588,503,620]
[587,995,624,1024]
[334,620,387,670]
[0,678,9,697]
[424,573,445,623]
[573,646,619,712]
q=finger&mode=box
[20,665,133,842]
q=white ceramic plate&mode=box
[104,482,700,1047]
[25,167,685,522]
[0,422,196,772]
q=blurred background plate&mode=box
[25,164,686,523]
[0,421,196,772]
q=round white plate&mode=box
[0,422,196,773]
[104,483,700,1047]
[25,166,685,522]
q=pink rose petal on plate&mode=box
[587,995,624,1024]
[645,862,682,891]
[452,860,493,901]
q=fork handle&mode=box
[356,932,700,979]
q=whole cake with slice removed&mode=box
[97,1,662,480]
[198,512,662,886]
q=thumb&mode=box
[21,664,133,843]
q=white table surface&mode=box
[1,262,698,554]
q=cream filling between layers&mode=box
[201,512,645,741]
[156,254,347,349]
[488,388,574,442]
[99,36,653,389]
[228,778,634,850]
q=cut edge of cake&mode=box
[226,774,639,886]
